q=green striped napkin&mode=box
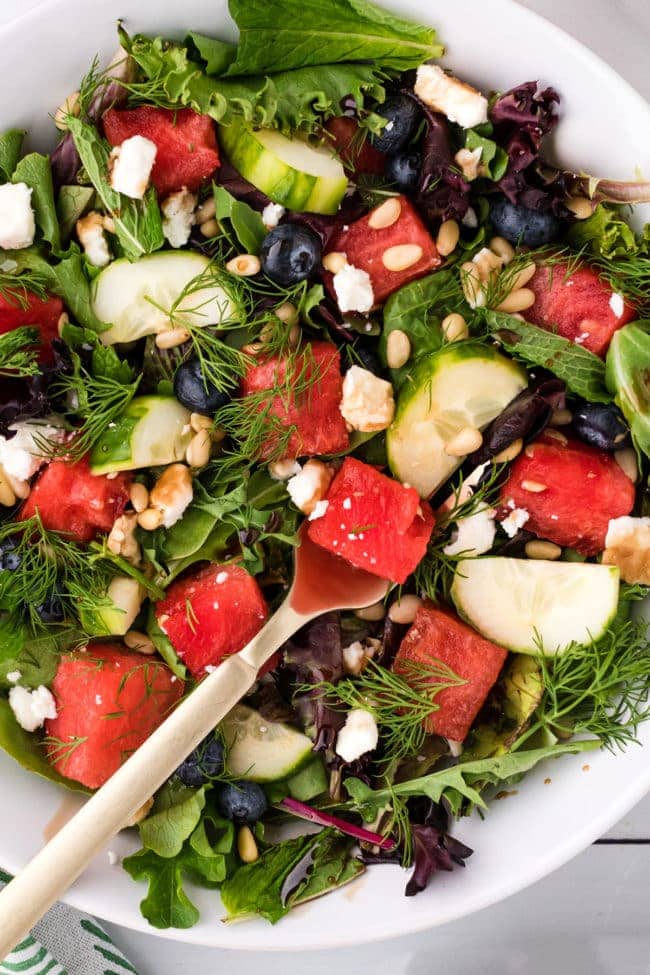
[0,871,140,975]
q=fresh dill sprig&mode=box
[0,266,50,308]
[591,253,650,313]
[307,658,466,766]
[0,326,40,378]
[42,734,89,764]
[461,245,584,312]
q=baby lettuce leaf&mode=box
[225,0,443,75]
[186,32,237,75]
[138,782,207,858]
[606,320,650,457]
[567,204,644,260]
[214,185,266,253]
[465,128,509,181]
[481,310,611,403]
[12,153,61,254]
[67,117,164,261]
[57,185,95,243]
[0,697,89,793]
[0,620,82,690]
[0,129,24,181]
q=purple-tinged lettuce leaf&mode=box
[279,797,396,850]
[468,376,565,466]
[405,825,472,896]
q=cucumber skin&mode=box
[90,396,192,475]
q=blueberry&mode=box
[572,403,631,452]
[0,537,21,572]
[261,225,322,287]
[35,589,65,624]
[215,780,268,824]
[349,338,384,377]
[370,95,421,154]
[173,358,231,415]
[384,151,421,192]
[176,733,225,787]
[489,196,563,247]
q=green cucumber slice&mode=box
[219,119,348,215]
[221,704,314,783]
[79,576,144,636]
[387,342,527,497]
[287,757,328,801]
[451,557,620,655]
[92,251,237,346]
[90,395,191,474]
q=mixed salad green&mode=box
[0,0,649,929]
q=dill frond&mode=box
[0,326,40,378]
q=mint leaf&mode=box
[0,129,24,181]
[12,153,61,254]
[138,782,207,858]
[122,848,200,929]
[90,345,136,385]
[481,310,611,403]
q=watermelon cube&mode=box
[325,195,441,306]
[323,117,386,176]
[499,433,635,555]
[308,457,434,583]
[524,262,636,357]
[393,604,508,742]
[0,290,64,364]
[239,341,349,459]
[45,643,184,789]
[155,562,269,677]
[103,106,220,197]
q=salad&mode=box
[0,0,649,930]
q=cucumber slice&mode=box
[92,251,237,346]
[219,119,348,215]
[451,557,620,655]
[79,576,145,636]
[90,395,191,474]
[220,704,314,783]
[387,343,527,497]
[286,757,328,802]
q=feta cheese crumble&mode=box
[500,506,530,538]
[335,708,379,763]
[286,460,332,515]
[414,64,488,129]
[0,182,36,250]
[308,499,329,521]
[339,366,395,432]
[0,418,66,482]
[603,515,650,585]
[262,203,285,229]
[454,146,483,181]
[9,685,57,732]
[444,505,496,557]
[161,187,198,248]
[6,671,21,684]
[332,262,374,314]
[609,292,625,318]
[107,850,120,866]
[109,135,157,199]
[76,211,112,268]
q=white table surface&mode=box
[2,0,649,971]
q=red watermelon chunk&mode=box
[0,290,64,364]
[102,106,220,197]
[155,562,269,678]
[307,457,434,583]
[393,604,508,742]
[499,433,635,555]
[44,643,184,789]
[524,262,636,357]
[19,457,131,543]
[239,341,349,459]
[324,117,386,176]
[325,196,441,306]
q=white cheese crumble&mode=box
[76,211,111,267]
[215,572,228,584]
[335,708,379,763]
[609,292,625,318]
[6,671,21,684]
[454,146,483,181]
[161,187,198,248]
[262,203,285,229]
[286,461,331,515]
[339,365,395,432]
[109,135,157,199]
[500,506,530,538]
[107,850,120,866]
[332,262,374,314]
[0,182,36,250]
[444,505,496,557]
[0,418,66,481]
[605,515,650,547]
[414,64,488,129]
[268,459,302,481]
[160,479,193,529]
[308,499,329,521]
[462,207,478,228]
[342,638,380,675]
[9,685,57,732]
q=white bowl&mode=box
[1,0,649,950]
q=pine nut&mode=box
[544,429,568,445]
[566,196,593,220]
[6,474,30,500]
[550,408,573,427]
[444,426,483,457]
[0,469,16,507]
[129,482,149,513]
[461,261,484,308]
[288,323,301,347]
[269,458,301,480]
[137,507,164,531]
[322,251,347,274]
[509,261,537,291]
[212,425,227,443]
[615,448,638,483]
[524,445,536,458]
[525,540,562,560]
[521,479,548,493]
[57,312,69,337]
[124,796,154,828]
[388,594,422,625]
[436,219,460,257]
[441,312,469,342]
[226,254,261,277]
[190,412,213,433]
[382,244,423,272]
[368,196,402,230]
[494,438,523,463]
[199,218,220,238]
[155,328,190,349]
[54,90,80,131]
[275,301,298,325]
[242,342,264,356]
[186,429,212,468]
[355,601,386,622]
[124,630,156,654]
[195,195,216,223]
[495,288,536,313]
[489,236,516,264]
[386,329,411,369]
[237,825,259,864]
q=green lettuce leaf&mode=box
[214,185,266,253]
[12,153,61,254]
[0,129,25,181]
[0,697,89,793]
[186,32,237,75]
[138,781,207,858]
[465,128,509,181]
[567,204,649,260]
[57,185,95,242]
[122,848,200,929]
[606,320,650,457]
[0,620,82,690]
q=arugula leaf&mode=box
[122,848,200,929]
[465,128,509,181]
[481,310,611,403]
[12,153,61,253]
[186,32,237,75]
[67,117,164,261]
[606,321,650,457]
[0,697,89,793]
[214,185,266,253]
[0,129,24,181]
[57,185,95,242]
[138,781,207,857]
